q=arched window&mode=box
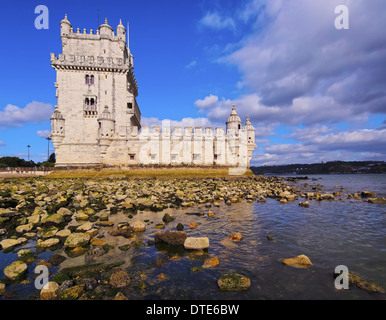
[90,75,95,85]
[85,98,89,105]
[90,98,95,106]
[85,75,90,85]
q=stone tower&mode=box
[50,15,140,166]
[50,16,257,169]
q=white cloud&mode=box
[0,102,53,128]
[0,141,6,146]
[37,130,51,139]
[199,12,235,31]
[141,117,218,129]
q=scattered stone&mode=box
[267,235,275,241]
[17,249,36,264]
[299,201,310,208]
[184,237,209,250]
[202,256,219,269]
[229,233,243,241]
[0,238,27,251]
[76,221,94,232]
[56,229,71,239]
[40,226,58,239]
[207,211,215,217]
[109,229,134,238]
[361,191,376,198]
[155,231,187,246]
[0,283,5,296]
[162,213,175,223]
[131,220,146,232]
[176,223,184,231]
[58,284,85,300]
[64,233,90,248]
[36,238,60,248]
[114,292,128,300]
[41,213,65,226]
[367,198,386,204]
[95,221,114,227]
[16,223,33,234]
[4,261,28,281]
[57,207,73,217]
[40,281,59,300]
[189,222,198,229]
[217,273,251,291]
[282,254,312,268]
[110,269,131,288]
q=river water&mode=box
[1,174,385,300]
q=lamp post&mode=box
[27,145,31,161]
[46,136,51,161]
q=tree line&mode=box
[0,153,56,168]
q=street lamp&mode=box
[27,145,31,161]
[46,136,51,161]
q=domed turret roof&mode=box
[244,116,255,131]
[226,105,242,124]
[99,18,113,31]
[60,14,71,26]
[117,19,125,30]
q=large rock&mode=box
[162,213,175,223]
[184,237,209,250]
[64,233,90,248]
[57,207,73,217]
[40,281,60,300]
[217,273,250,291]
[361,191,376,198]
[41,213,64,226]
[155,231,187,246]
[0,238,27,251]
[4,261,28,280]
[282,254,312,268]
[36,238,60,248]
[16,223,33,234]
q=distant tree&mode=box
[48,153,56,164]
[0,157,37,168]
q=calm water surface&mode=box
[1,174,385,300]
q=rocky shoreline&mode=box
[0,175,384,299]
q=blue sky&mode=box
[0,0,385,165]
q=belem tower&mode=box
[50,16,257,169]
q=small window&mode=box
[238,124,241,130]
[85,75,90,85]
[90,98,95,106]
[214,154,218,160]
[130,155,135,160]
[127,103,133,109]
[90,75,95,85]
[85,98,90,105]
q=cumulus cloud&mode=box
[0,102,54,128]
[37,130,51,139]
[199,11,235,31]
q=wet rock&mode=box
[41,213,65,226]
[229,233,243,241]
[57,207,73,217]
[367,198,386,204]
[184,237,209,250]
[189,222,198,229]
[162,213,175,223]
[4,261,28,281]
[58,284,85,300]
[299,201,310,208]
[267,235,275,241]
[110,269,131,289]
[15,223,33,234]
[114,292,128,300]
[217,273,250,291]
[348,272,385,294]
[40,226,58,239]
[109,229,134,239]
[36,238,60,248]
[56,229,71,240]
[95,221,114,227]
[40,281,59,300]
[202,256,219,269]
[0,283,5,296]
[176,223,184,231]
[361,191,376,198]
[0,238,27,251]
[131,220,146,232]
[282,254,312,268]
[64,233,90,248]
[17,249,37,264]
[76,222,94,232]
[155,231,187,246]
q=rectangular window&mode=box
[130,155,135,160]
[127,103,133,109]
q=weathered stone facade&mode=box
[50,16,257,169]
